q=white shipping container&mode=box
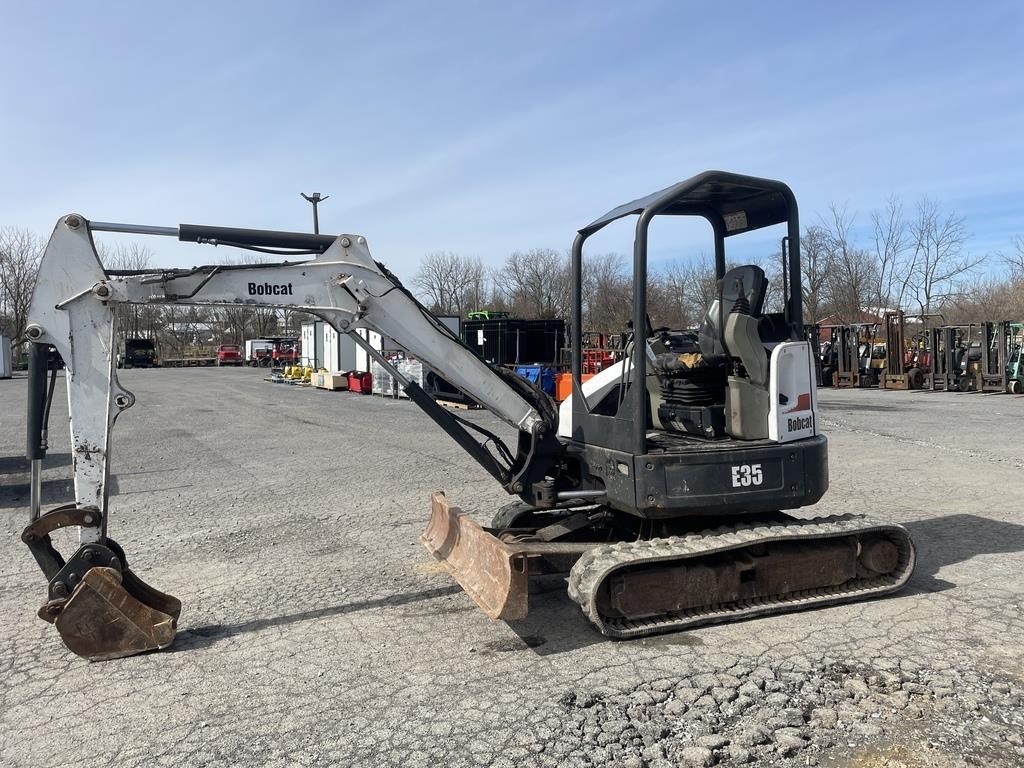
[322,324,357,373]
[245,339,274,361]
[300,321,324,368]
[0,336,11,379]
[354,329,382,372]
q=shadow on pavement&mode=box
[503,576,607,656]
[0,453,72,473]
[818,403,902,413]
[173,585,464,651]
[1,478,75,509]
[902,513,1024,594]
[0,473,121,509]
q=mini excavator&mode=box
[22,171,915,660]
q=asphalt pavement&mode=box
[1,369,1022,767]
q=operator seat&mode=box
[697,265,767,360]
[699,265,771,439]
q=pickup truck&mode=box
[216,344,243,366]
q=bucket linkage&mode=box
[22,503,180,661]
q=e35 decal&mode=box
[730,463,763,488]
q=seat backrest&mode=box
[698,265,767,358]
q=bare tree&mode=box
[458,256,490,316]
[412,252,475,315]
[494,249,571,319]
[0,227,43,354]
[869,195,912,311]
[944,275,1022,324]
[799,225,833,323]
[98,241,165,343]
[820,204,878,323]
[656,252,720,328]
[907,197,979,314]
[581,252,631,334]
[1001,234,1024,277]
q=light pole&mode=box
[300,192,329,234]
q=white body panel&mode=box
[559,340,819,444]
[322,324,357,373]
[768,341,819,442]
[556,360,628,439]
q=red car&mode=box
[217,344,243,366]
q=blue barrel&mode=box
[514,365,556,396]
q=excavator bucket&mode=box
[422,493,530,620]
[53,567,181,661]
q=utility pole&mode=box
[300,192,329,234]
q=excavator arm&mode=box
[23,214,566,660]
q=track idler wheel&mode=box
[23,504,181,661]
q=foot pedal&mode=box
[53,567,180,661]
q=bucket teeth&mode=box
[52,567,180,661]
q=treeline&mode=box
[413,248,728,334]
[412,196,1024,334]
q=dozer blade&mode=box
[54,567,181,661]
[421,493,530,620]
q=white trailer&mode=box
[0,336,11,379]
[322,324,357,373]
[354,328,382,372]
[300,321,324,368]
[244,338,275,366]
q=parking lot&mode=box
[2,368,1023,768]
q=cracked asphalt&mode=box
[1,369,1023,767]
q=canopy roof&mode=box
[579,170,795,238]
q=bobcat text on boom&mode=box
[248,282,294,296]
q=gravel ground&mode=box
[1,369,1023,768]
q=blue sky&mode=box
[1,1,1021,275]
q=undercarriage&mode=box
[423,493,915,639]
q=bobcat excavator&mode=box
[22,171,916,660]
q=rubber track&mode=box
[567,514,916,639]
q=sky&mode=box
[1,1,1022,276]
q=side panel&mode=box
[354,329,382,372]
[575,434,829,519]
[769,341,819,442]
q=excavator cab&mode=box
[560,171,827,519]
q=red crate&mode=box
[347,371,372,394]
